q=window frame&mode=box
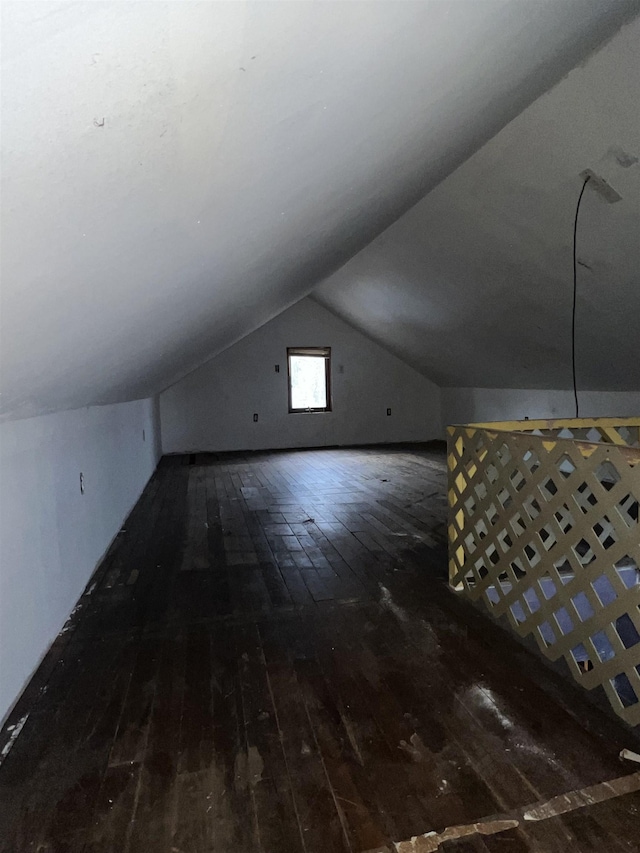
[287,347,332,414]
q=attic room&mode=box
[1,1,639,849]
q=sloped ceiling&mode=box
[1,2,638,419]
[315,14,640,392]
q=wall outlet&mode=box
[386,408,392,416]
[275,364,280,373]
[253,413,259,422]
[79,472,85,494]
[142,429,146,441]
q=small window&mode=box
[287,347,331,413]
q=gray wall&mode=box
[442,387,640,427]
[315,16,640,394]
[0,398,160,723]
[160,298,441,453]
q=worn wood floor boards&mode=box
[1,444,639,852]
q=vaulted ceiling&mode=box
[314,12,640,392]
[1,1,639,420]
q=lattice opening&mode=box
[538,572,557,601]
[571,643,592,674]
[471,433,486,454]
[571,591,594,622]
[616,494,639,529]
[524,587,541,614]
[558,454,577,477]
[485,583,501,606]
[510,557,527,580]
[464,568,476,586]
[539,477,559,500]
[488,546,500,566]
[474,482,488,502]
[612,673,638,708]
[590,630,615,662]
[553,504,575,534]
[523,541,541,570]
[553,606,573,636]
[553,558,574,583]
[497,529,513,553]
[617,426,638,447]
[498,488,512,510]
[496,443,512,467]
[538,524,557,552]
[572,537,595,567]
[486,502,500,527]
[510,468,527,492]
[574,481,598,514]
[615,613,640,650]
[464,532,477,554]
[487,463,500,484]
[523,449,541,474]
[510,600,527,624]
[476,563,489,581]
[464,495,476,515]
[592,574,617,607]
[523,495,541,521]
[510,512,526,537]
[592,515,617,551]
[474,519,489,540]
[594,460,621,487]
[615,557,640,589]
[539,621,556,647]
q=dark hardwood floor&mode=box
[1,445,639,852]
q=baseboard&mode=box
[162,439,447,458]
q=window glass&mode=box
[290,355,327,409]
[287,347,331,412]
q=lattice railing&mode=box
[464,417,640,449]
[447,418,640,726]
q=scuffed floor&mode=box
[1,446,639,852]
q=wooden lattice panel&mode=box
[448,420,640,726]
[467,417,640,449]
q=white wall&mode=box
[160,298,441,453]
[0,398,160,723]
[442,387,640,427]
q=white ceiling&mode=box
[315,14,640,391]
[1,1,638,419]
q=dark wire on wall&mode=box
[572,175,591,418]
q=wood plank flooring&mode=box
[1,444,639,852]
